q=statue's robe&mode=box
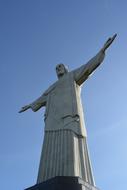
[30,51,105,185]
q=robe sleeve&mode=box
[30,94,47,112]
[73,50,105,85]
[29,82,57,112]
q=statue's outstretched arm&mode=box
[19,94,47,113]
[74,34,117,85]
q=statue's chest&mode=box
[48,74,76,110]
[55,74,73,95]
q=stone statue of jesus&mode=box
[19,34,116,186]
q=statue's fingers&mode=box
[106,34,117,44]
[106,34,116,46]
[22,105,29,110]
[108,38,112,41]
[19,108,24,113]
[19,105,30,113]
[113,33,117,39]
[112,34,117,41]
[109,34,117,43]
[19,106,27,113]
[104,38,112,47]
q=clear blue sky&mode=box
[0,0,127,189]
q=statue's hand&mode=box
[19,105,31,113]
[102,34,117,52]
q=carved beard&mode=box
[58,72,65,78]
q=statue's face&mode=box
[56,64,66,78]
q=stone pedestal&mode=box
[25,176,99,190]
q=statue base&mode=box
[25,176,99,190]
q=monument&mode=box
[19,34,116,190]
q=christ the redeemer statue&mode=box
[19,35,116,187]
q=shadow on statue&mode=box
[25,176,99,190]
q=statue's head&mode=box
[56,63,68,78]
